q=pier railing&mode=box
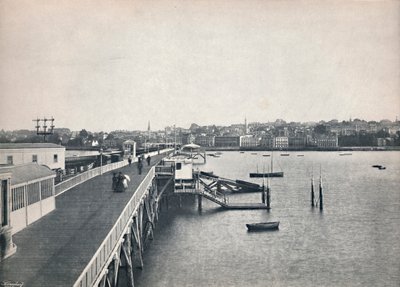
[55,148,173,196]
[73,166,156,287]
[54,160,127,196]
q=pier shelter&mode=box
[0,163,56,234]
[178,143,206,164]
[122,140,136,157]
[163,156,195,190]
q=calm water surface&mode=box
[135,151,400,287]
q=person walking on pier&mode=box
[116,172,127,192]
[138,161,143,174]
[128,154,132,166]
[112,172,118,191]
[147,155,151,166]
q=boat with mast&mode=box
[249,152,284,178]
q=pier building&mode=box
[0,143,65,171]
[0,163,56,234]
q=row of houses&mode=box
[192,135,339,148]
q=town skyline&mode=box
[1,116,399,134]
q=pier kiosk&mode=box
[164,156,195,191]
[177,143,206,164]
[0,171,17,261]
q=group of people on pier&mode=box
[112,154,152,192]
[112,172,128,192]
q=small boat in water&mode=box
[280,153,290,156]
[208,153,220,158]
[262,154,271,157]
[372,165,386,170]
[297,154,304,157]
[339,152,352,156]
[250,152,283,178]
[250,172,283,178]
[246,221,280,231]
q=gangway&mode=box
[195,171,262,193]
[174,175,269,210]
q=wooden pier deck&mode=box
[0,154,165,287]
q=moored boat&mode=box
[372,165,386,170]
[249,151,283,178]
[246,221,280,231]
[249,172,283,178]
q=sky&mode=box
[0,0,399,132]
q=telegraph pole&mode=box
[33,117,55,142]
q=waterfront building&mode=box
[0,143,65,171]
[214,136,240,147]
[314,135,338,148]
[239,135,260,148]
[260,136,274,148]
[289,137,306,148]
[376,138,387,146]
[273,137,289,149]
[194,135,215,147]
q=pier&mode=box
[0,152,171,287]
[173,169,269,210]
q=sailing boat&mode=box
[249,152,284,178]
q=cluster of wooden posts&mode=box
[311,175,324,211]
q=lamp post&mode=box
[100,148,103,175]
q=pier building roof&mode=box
[0,163,55,185]
[0,143,64,149]
[181,143,201,151]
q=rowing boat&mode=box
[246,221,280,231]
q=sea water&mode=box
[135,151,400,287]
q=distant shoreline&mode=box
[204,146,400,152]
